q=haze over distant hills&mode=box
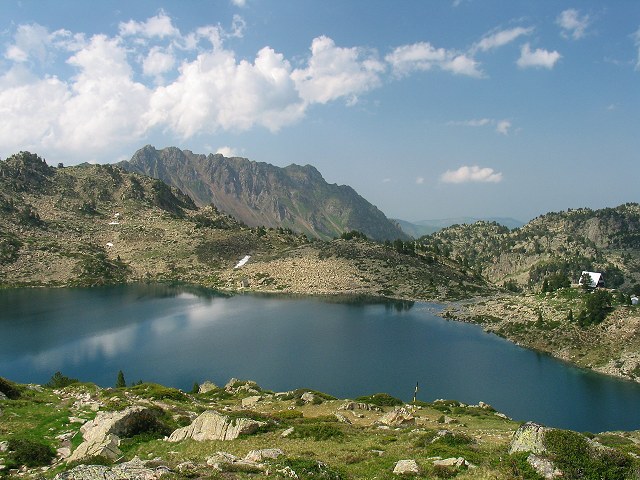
[395,217,525,238]
[120,146,407,241]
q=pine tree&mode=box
[116,370,126,388]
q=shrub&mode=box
[544,429,633,480]
[289,423,344,441]
[507,452,544,480]
[45,371,79,388]
[354,392,403,407]
[0,376,21,399]
[6,438,56,467]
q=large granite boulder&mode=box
[509,422,550,454]
[167,410,265,442]
[197,381,218,394]
[68,406,162,463]
[380,407,416,428]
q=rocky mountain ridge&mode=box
[119,145,407,241]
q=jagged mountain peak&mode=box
[121,146,407,241]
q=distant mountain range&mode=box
[395,217,525,238]
[119,146,407,241]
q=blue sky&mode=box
[0,1,638,222]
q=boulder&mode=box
[0,441,8,452]
[339,401,382,412]
[301,392,316,404]
[281,427,294,437]
[0,391,7,401]
[198,381,218,394]
[244,448,284,463]
[509,422,549,454]
[433,457,469,468]
[393,459,420,476]
[380,407,416,428]
[67,406,161,463]
[167,410,265,442]
[224,378,260,395]
[55,456,163,480]
[241,395,261,408]
[334,413,352,424]
[527,453,562,479]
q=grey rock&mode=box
[0,391,7,401]
[0,441,8,452]
[433,457,469,468]
[167,410,265,442]
[244,448,284,463]
[68,406,160,463]
[224,378,260,395]
[198,381,218,394]
[241,395,261,408]
[281,427,295,438]
[301,392,316,404]
[55,457,163,480]
[335,413,352,424]
[509,422,550,454]
[380,407,416,428]
[527,454,562,479]
[393,459,420,476]
[339,401,382,412]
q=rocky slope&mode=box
[419,204,640,291]
[119,145,408,241]
[1,376,639,479]
[0,151,487,300]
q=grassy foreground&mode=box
[1,376,640,479]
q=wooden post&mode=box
[413,382,419,403]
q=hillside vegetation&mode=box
[0,151,487,300]
[1,376,639,479]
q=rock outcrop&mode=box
[393,459,420,476]
[509,421,550,454]
[67,406,162,463]
[167,410,265,442]
[55,456,166,480]
[380,407,416,428]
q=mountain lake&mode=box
[1,283,639,432]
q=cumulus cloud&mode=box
[440,165,503,184]
[473,26,533,53]
[517,43,561,69]
[216,146,239,157]
[386,42,482,77]
[557,9,590,40]
[119,10,180,38]
[291,36,385,105]
[416,176,425,184]
[231,0,247,6]
[142,46,175,78]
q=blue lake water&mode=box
[1,284,639,432]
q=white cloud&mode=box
[216,146,239,157]
[119,10,180,38]
[440,165,503,184]
[386,42,482,78]
[496,120,511,135]
[291,36,385,105]
[447,118,513,135]
[416,176,425,184]
[557,9,590,40]
[230,14,246,38]
[147,46,304,136]
[517,43,561,69]
[231,0,247,6]
[473,26,533,53]
[4,23,51,63]
[142,46,175,78]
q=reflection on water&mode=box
[1,284,640,432]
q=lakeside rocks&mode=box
[167,410,265,442]
[55,457,165,480]
[393,459,420,476]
